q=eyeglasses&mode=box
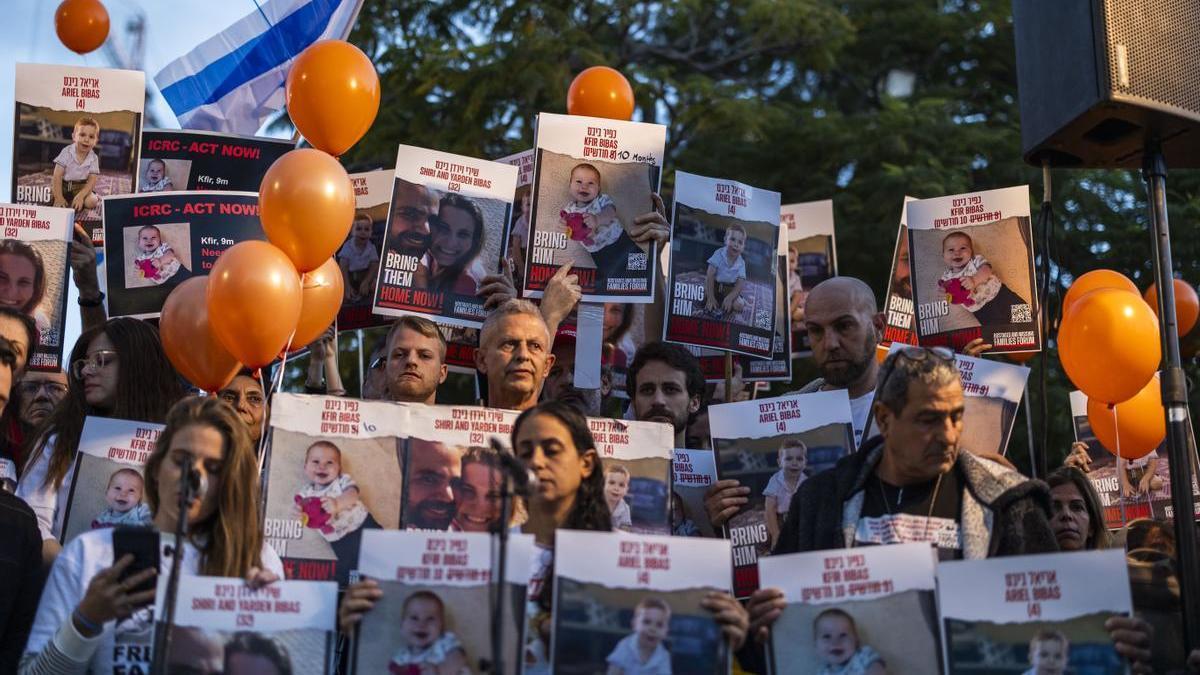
[70,350,118,380]
[877,345,955,400]
[16,380,68,398]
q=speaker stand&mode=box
[1141,143,1200,653]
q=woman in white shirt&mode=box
[17,318,186,563]
[20,395,282,674]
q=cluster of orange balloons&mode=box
[1060,269,1198,460]
[567,66,636,120]
[161,40,377,391]
[55,0,109,54]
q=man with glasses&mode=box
[1,371,69,489]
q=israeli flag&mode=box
[155,0,361,134]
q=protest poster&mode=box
[1069,390,1200,529]
[59,417,163,547]
[12,63,144,249]
[551,530,731,675]
[262,394,407,585]
[338,169,393,330]
[665,171,782,359]
[350,529,534,674]
[138,129,292,193]
[497,148,534,290]
[708,389,855,597]
[938,549,1133,674]
[156,576,338,675]
[882,197,919,349]
[760,543,940,675]
[373,145,517,329]
[0,203,73,370]
[782,199,837,358]
[587,417,674,535]
[907,186,1040,353]
[672,448,719,538]
[524,112,665,303]
[401,403,520,532]
[101,191,264,318]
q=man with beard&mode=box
[388,179,438,260]
[541,325,601,415]
[403,438,464,530]
[627,342,704,448]
[476,299,555,411]
[382,316,448,405]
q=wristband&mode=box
[72,607,103,636]
[77,291,105,308]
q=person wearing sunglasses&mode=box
[16,318,185,564]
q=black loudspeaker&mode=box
[1013,0,1200,168]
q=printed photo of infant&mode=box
[137,157,191,193]
[91,467,152,529]
[388,590,473,675]
[293,440,370,542]
[812,608,888,675]
[936,231,1028,327]
[122,223,193,289]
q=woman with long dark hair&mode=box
[16,318,186,562]
[427,193,487,295]
[1046,466,1111,552]
[20,396,281,673]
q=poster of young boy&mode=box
[760,542,940,674]
[588,417,674,535]
[262,394,407,585]
[12,63,144,249]
[101,191,264,319]
[665,171,782,359]
[551,531,732,675]
[156,576,338,675]
[782,199,837,358]
[59,417,163,547]
[400,403,519,532]
[672,448,719,538]
[938,549,1133,674]
[708,389,855,597]
[337,169,392,330]
[497,148,534,290]
[907,186,1040,353]
[350,529,534,674]
[0,203,73,370]
[524,113,666,303]
[881,197,919,350]
[1069,390,1200,528]
[138,129,292,193]
[373,145,517,329]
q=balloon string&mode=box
[256,368,270,472]
[1111,403,1128,527]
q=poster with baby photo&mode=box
[551,530,732,675]
[349,529,535,674]
[760,542,940,675]
[400,403,520,532]
[0,203,73,370]
[782,200,837,358]
[497,148,534,291]
[1069,390,1200,529]
[665,171,782,359]
[373,145,517,329]
[882,197,919,350]
[524,112,666,303]
[12,63,144,249]
[709,389,855,598]
[672,448,719,538]
[938,549,1132,674]
[101,191,265,319]
[139,129,292,193]
[338,169,393,330]
[155,576,338,675]
[907,186,1040,354]
[59,416,164,547]
[587,417,674,535]
[262,393,409,585]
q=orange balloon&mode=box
[55,0,109,54]
[1006,351,1036,364]
[567,66,635,120]
[289,257,344,351]
[1058,287,1160,404]
[1144,278,1200,337]
[259,148,355,273]
[1086,374,1165,461]
[1061,269,1138,320]
[286,40,380,156]
[207,241,302,368]
[160,277,241,393]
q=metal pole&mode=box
[1023,386,1037,479]
[1141,144,1200,652]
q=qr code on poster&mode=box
[627,252,647,271]
[1011,304,1032,323]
